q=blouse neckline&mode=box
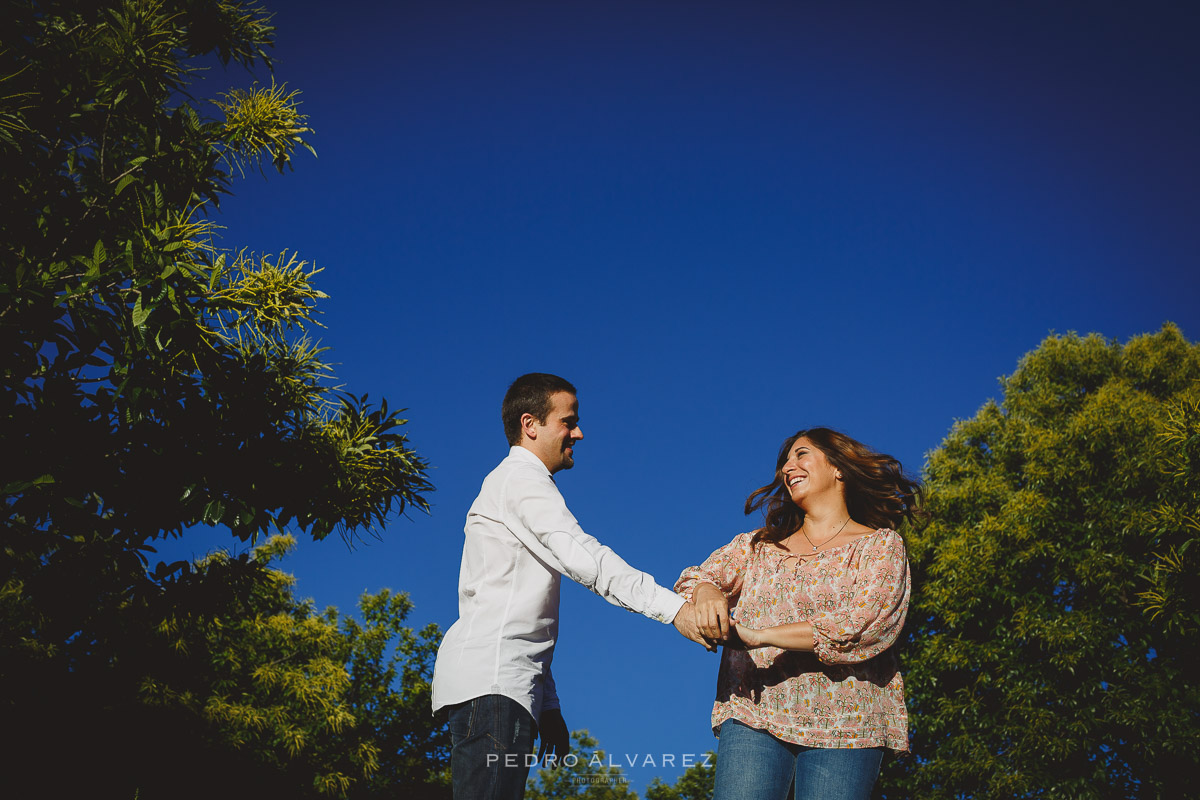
[768,527,889,562]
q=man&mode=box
[432,373,708,800]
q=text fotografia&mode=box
[485,752,714,769]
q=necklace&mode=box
[797,516,851,553]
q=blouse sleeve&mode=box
[674,532,755,602]
[810,530,911,665]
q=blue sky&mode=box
[162,0,1199,791]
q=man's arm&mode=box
[503,469,685,624]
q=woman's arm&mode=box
[675,533,755,643]
[732,534,910,659]
[809,531,910,664]
[735,621,814,652]
[675,533,753,600]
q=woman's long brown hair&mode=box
[747,427,926,548]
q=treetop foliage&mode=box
[884,323,1200,799]
[128,535,447,798]
[524,731,715,800]
[643,752,716,800]
[1,0,431,549]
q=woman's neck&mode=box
[799,500,851,533]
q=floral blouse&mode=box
[675,529,911,751]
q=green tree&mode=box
[526,731,639,800]
[643,752,716,800]
[525,731,715,800]
[342,587,451,799]
[0,0,433,795]
[135,535,448,798]
[882,324,1200,798]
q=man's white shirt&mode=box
[431,445,685,720]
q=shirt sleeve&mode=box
[674,532,754,602]
[503,468,685,624]
[810,530,911,665]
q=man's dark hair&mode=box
[502,373,577,446]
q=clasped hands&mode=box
[672,582,761,652]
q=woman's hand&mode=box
[693,582,731,643]
[729,623,768,652]
[734,623,764,648]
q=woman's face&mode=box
[781,436,842,506]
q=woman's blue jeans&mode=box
[446,694,537,800]
[713,719,884,800]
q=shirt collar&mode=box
[508,444,552,478]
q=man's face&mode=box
[526,391,584,474]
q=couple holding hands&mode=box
[432,373,922,800]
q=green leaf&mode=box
[3,474,56,493]
[203,500,226,525]
[131,295,150,327]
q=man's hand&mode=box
[693,583,731,642]
[673,602,718,652]
[538,708,570,768]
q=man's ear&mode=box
[521,412,538,440]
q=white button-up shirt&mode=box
[432,446,684,720]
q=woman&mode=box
[675,428,924,800]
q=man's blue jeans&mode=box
[447,694,537,800]
[713,719,884,800]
